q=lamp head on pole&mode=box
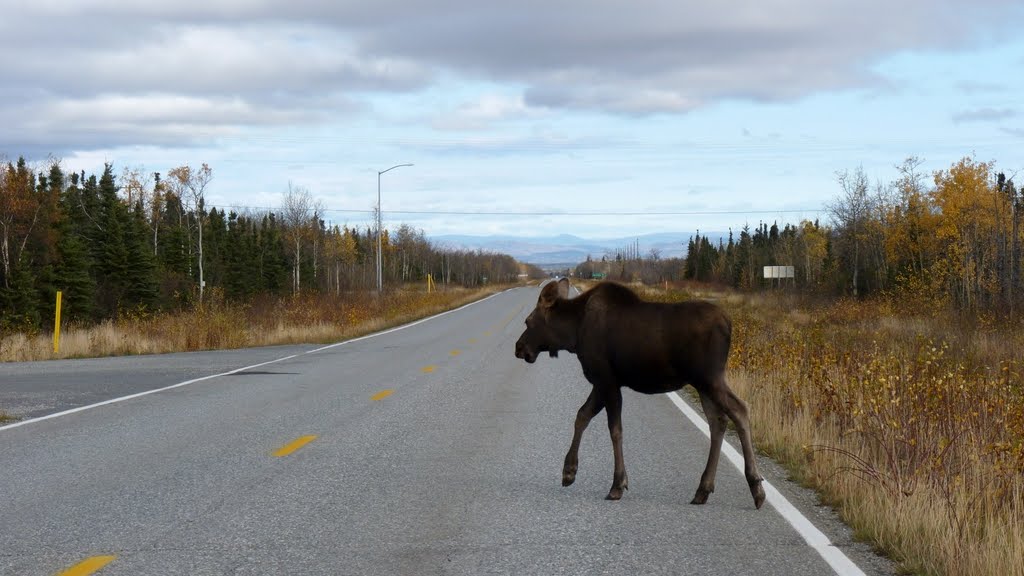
[379,163,414,176]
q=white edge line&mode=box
[0,288,518,433]
[666,391,867,576]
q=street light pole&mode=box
[377,163,413,293]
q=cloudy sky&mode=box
[3,0,1023,238]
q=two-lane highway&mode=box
[0,286,890,575]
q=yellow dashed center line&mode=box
[421,365,436,373]
[467,338,477,344]
[483,331,492,337]
[272,435,317,457]
[370,389,394,401]
[500,312,521,330]
[449,349,461,356]
[58,555,116,576]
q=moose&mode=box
[514,278,765,509]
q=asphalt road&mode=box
[0,286,893,576]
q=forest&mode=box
[0,158,531,334]
[4,153,1022,336]
[577,156,1023,318]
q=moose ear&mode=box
[556,277,570,298]
[539,279,563,307]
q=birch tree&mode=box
[167,164,212,301]
[828,167,872,296]
[281,183,314,294]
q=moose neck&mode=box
[551,293,588,354]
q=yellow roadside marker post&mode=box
[53,290,63,354]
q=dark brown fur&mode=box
[514,279,765,508]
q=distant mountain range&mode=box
[430,232,726,265]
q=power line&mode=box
[217,204,825,217]
[381,208,825,216]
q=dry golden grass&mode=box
[594,280,1024,574]
[0,285,505,362]
[708,293,1024,576]
[637,284,1024,574]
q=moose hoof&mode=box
[690,488,711,505]
[605,488,623,501]
[606,478,628,500]
[562,473,576,487]
[750,479,766,510]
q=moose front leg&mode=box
[604,387,628,500]
[563,388,604,486]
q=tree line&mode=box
[576,156,1023,316]
[0,158,524,333]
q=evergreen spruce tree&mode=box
[159,192,190,276]
[204,207,227,291]
[697,236,716,280]
[54,168,98,322]
[158,191,191,308]
[28,164,69,323]
[54,228,96,323]
[34,263,57,326]
[224,212,253,300]
[684,236,697,279]
[0,258,40,332]
[735,225,753,288]
[259,214,288,294]
[95,164,130,316]
[80,173,104,269]
[124,201,159,310]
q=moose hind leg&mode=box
[716,382,766,509]
[604,387,628,500]
[692,391,728,505]
[563,388,604,487]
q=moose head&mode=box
[514,277,574,364]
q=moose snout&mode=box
[515,337,537,363]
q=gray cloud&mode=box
[347,0,1017,107]
[2,0,1022,157]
